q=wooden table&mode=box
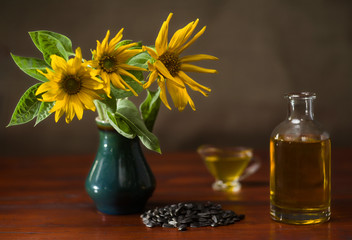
[0,149,351,239]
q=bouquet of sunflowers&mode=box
[8,13,218,153]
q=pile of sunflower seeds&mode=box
[140,201,244,231]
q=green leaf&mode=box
[128,41,142,50]
[116,40,132,48]
[127,51,152,69]
[29,30,74,55]
[108,99,161,153]
[7,84,42,127]
[107,111,136,139]
[36,31,73,54]
[10,54,50,82]
[35,101,54,126]
[96,96,116,116]
[116,40,142,50]
[140,89,161,132]
[29,31,74,64]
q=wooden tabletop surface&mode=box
[0,149,351,239]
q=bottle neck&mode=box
[286,93,315,121]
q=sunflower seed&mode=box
[140,201,244,231]
[178,224,188,231]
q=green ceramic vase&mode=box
[85,118,156,215]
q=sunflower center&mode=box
[159,52,181,77]
[99,55,117,73]
[62,75,82,95]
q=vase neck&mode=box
[96,117,114,131]
[95,118,139,150]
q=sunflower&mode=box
[36,47,104,123]
[88,29,145,96]
[143,13,218,111]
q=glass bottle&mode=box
[270,92,331,224]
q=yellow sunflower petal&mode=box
[188,95,196,111]
[157,75,171,110]
[37,69,49,79]
[86,59,98,68]
[50,99,66,113]
[114,42,138,56]
[43,68,58,80]
[65,97,76,123]
[118,63,146,72]
[50,55,67,72]
[54,108,65,122]
[147,61,156,71]
[65,112,73,123]
[95,40,102,57]
[166,78,190,111]
[168,21,194,51]
[71,96,84,120]
[110,73,128,90]
[36,82,53,95]
[180,63,218,74]
[143,70,158,89]
[118,68,142,84]
[153,61,184,88]
[155,13,173,55]
[81,79,104,90]
[109,28,124,50]
[89,70,111,95]
[82,88,102,101]
[154,60,174,80]
[117,74,138,96]
[182,19,199,47]
[180,54,218,63]
[100,71,111,85]
[118,50,143,63]
[178,71,211,95]
[143,46,159,60]
[103,80,111,98]
[78,91,96,111]
[101,30,111,52]
[54,89,66,101]
[41,88,64,102]
[177,26,206,54]
[91,49,97,59]
[170,74,185,87]
[71,47,82,70]
[89,68,101,78]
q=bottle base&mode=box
[270,204,331,225]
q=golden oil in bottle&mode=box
[270,137,331,224]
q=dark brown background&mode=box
[1,0,351,156]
